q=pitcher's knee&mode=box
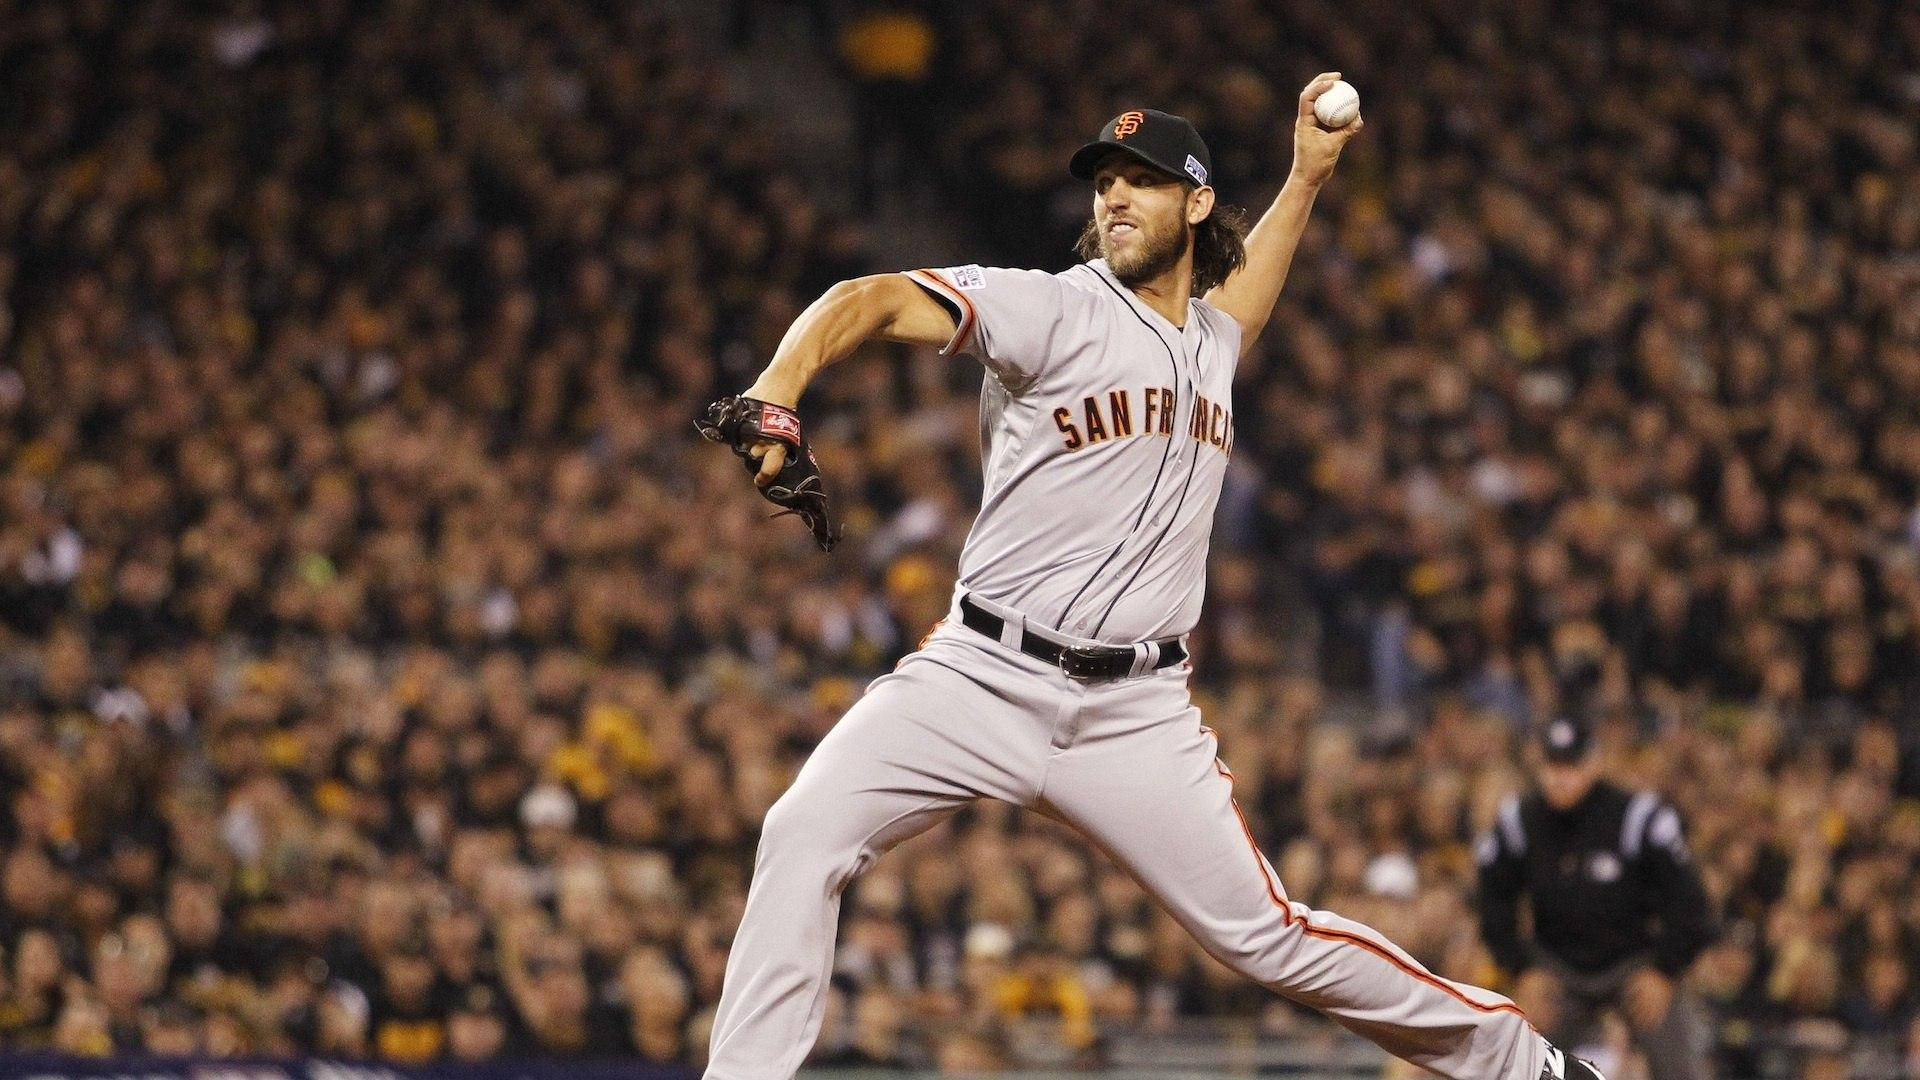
[1198,913,1304,984]
[758,786,832,854]
[754,784,869,884]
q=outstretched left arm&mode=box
[1204,72,1364,359]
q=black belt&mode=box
[959,595,1186,681]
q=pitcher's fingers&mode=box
[1298,71,1342,115]
[753,442,789,486]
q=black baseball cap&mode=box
[1538,717,1593,764]
[1069,109,1213,188]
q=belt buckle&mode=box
[1058,644,1110,682]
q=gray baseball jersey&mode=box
[705,258,1552,1080]
[904,258,1239,643]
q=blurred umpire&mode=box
[1476,719,1717,1080]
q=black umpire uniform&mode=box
[1476,719,1717,1080]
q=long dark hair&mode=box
[1074,195,1249,294]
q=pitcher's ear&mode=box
[1188,185,1215,225]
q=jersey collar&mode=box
[1088,258,1198,334]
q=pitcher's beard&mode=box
[1094,218,1189,287]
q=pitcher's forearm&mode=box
[1205,73,1360,355]
[1245,175,1321,293]
[743,279,893,407]
[1205,176,1322,344]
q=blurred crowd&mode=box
[2,0,1920,1077]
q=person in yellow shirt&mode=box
[989,941,1098,1063]
[836,4,937,206]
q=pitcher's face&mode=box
[1092,160,1197,286]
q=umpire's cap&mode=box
[1538,717,1594,764]
[1070,109,1213,188]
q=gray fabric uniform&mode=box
[918,260,1241,643]
[703,260,1551,1080]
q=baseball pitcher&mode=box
[697,73,1602,1080]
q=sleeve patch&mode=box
[952,264,986,291]
[903,269,977,358]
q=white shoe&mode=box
[1539,1041,1607,1080]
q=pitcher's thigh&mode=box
[1043,714,1542,1079]
[1041,714,1520,1011]
[1038,717,1290,965]
[758,653,1042,880]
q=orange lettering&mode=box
[1113,111,1145,139]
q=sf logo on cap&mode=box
[1113,111,1145,138]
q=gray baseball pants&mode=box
[705,599,1548,1079]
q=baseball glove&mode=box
[696,395,841,552]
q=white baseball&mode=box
[1313,80,1360,128]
